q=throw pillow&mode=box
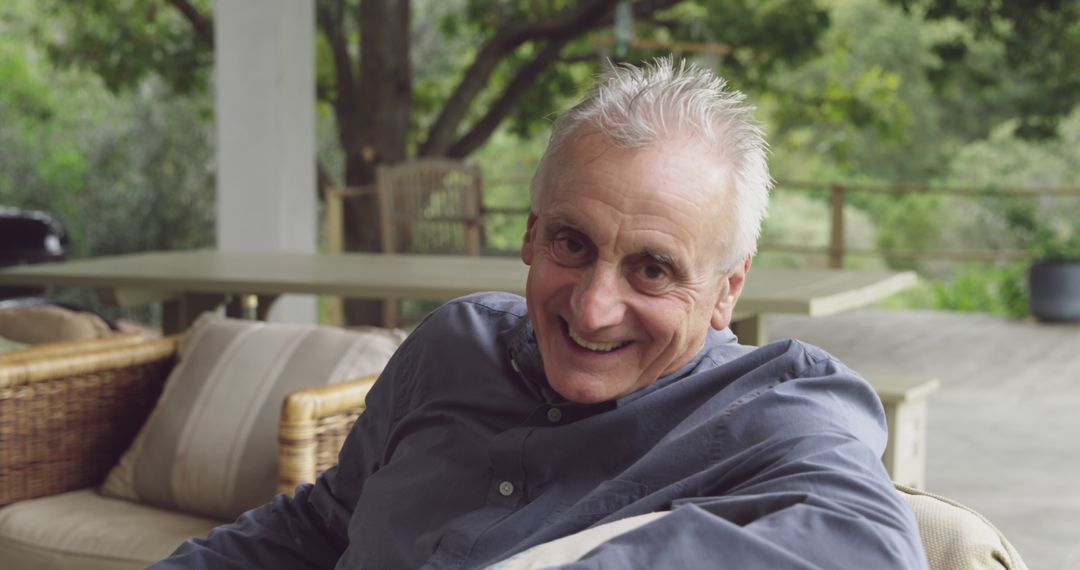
[100,313,404,520]
[0,305,111,345]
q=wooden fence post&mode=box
[829,184,846,268]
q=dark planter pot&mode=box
[1029,260,1080,322]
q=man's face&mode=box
[520,130,750,404]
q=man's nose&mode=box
[571,265,626,331]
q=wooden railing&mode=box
[325,179,1080,269]
[478,178,1080,268]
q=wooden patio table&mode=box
[0,249,916,343]
[0,249,933,484]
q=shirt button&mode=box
[498,480,515,497]
[546,408,563,423]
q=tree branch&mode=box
[419,0,623,156]
[438,0,686,159]
[445,39,569,159]
[598,0,684,26]
[167,0,214,48]
[316,0,358,148]
[557,53,598,64]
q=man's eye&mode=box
[562,237,585,254]
[631,261,673,293]
[641,264,666,280]
[552,233,591,265]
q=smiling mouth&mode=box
[567,327,629,353]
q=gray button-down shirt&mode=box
[154,292,926,569]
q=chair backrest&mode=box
[375,159,484,255]
[895,484,1028,570]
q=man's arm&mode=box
[540,352,926,569]
[560,446,924,568]
[148,476,351,569]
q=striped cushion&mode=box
[100,313,404,520]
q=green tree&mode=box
[894,0,1080,139]
[0,1,215,259]
[944,108,1080,258]
[36,0,833,322]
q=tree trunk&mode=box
[341,0,412,326]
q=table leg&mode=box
[730,313,766,346]
[162,293,226,335]
[871,377,940,489]
[224,294,280,321]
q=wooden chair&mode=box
[375,159,484,326]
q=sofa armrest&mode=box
[0,336,179,506]
[0,333,148,365]
[895,483,1029,570]
[278,376,377,495]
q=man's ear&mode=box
[711,256,752,330]
[521,212,538,265]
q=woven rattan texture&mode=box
[0,358,173,506]
[278,411,361,493]
[314,412,361,474]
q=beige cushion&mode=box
[0,336,30,353]
[488,512,668,569]
[0,489,221,570]
[0,305,111,345]
[101,313,404,520]
[896,484,1029,570]
[490,487,1029,570]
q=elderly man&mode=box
[155,60,926,569]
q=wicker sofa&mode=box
[0,334,1026,570]
[0,333,374,568]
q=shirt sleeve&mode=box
[146,479,349,570]
[554,349,929,570]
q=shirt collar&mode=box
[503,316,564,404]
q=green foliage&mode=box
[651,0,830,90]
[0,7,215,260]
[0,4,214,325]
[756,188,881,269]
[38,0,212,95]
[24,0,835,184]
[469,127,547,251]
[763,0,1080,285]
[761,0,955,275]
[895,0,1080,139]
[7,0,1079,324]
[870,193,946,272]
[768,0,946,181]
[500,51,591,140]
[928,264,1029,319]
[943,108,1080,261]
[990,198,1080,261]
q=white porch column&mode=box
[215,0,316,323]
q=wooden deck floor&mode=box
[768,309,1080,570]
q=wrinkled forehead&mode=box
[537,132,734,212]
[532,131,738,271]
[534,129,731,204]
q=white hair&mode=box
[530,58,772,271]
